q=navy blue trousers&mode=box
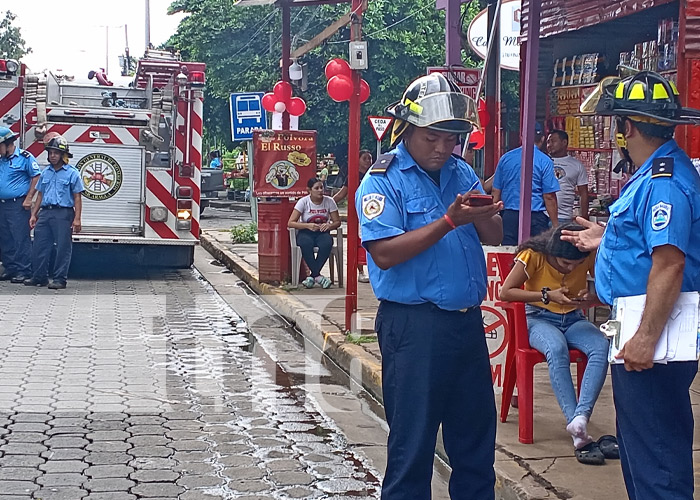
[501,209,550,246]
[0,198,32,277]
[31,207,74,284]
[612,361,697,500]
[296,229,332,278]
[376,301,496,500]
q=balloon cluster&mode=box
[262,81,307,116]
[324,58,370,103]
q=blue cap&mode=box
[534,122,544,135]
[0,127,19,144]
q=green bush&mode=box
[230,222,257,244]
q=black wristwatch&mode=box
[541,287,551,305]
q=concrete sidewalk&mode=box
[200,228,700,500]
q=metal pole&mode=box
[376,140,381,163]
[105,26,109,74]
[518,0,542,244]
[145,0,151,49]
[247,141,257,222]
[345,0,364,333]
[281,3,291,131]
[484,0,500,177]
[445,0,461,65]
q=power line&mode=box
[228,9,279,60]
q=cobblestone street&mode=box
[0,263,383,500]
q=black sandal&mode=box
[597,435,620,459]
[574,441,606,465]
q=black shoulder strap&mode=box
[369,153,396,175]
[450,152,465,161]
[20,150,31,158]
[651,157,674,179]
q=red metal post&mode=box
[677,0,700,158]
[518,0,542,244]
[345,0,364,333]
[484,1,501,177]
[281,2,291,131]
[279,1,292,281]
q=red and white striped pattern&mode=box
[0,86,22,136]
[144,89,202,241]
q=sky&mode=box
[9,0,185,84]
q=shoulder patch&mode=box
[651,201,672,231]
[651,157,673,179]
[20,150,31,158]
[369,153,396,175]
[362,193,385,220]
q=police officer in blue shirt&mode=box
[562,71,700,500]
[0,127,40,283]
[492,123,560,244]
[24,136,84,290]
[356,73,504,500]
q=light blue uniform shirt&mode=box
[492,145,560,211]
[595,140,700,305]
[355,142,487,311]
[0,148,40,199]
[37,164,85,208]
[209,157,222,169]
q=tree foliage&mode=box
[0,10,31,60]
[167,0,487,156]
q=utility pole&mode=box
[281,2,291,130]
[105,26,109,74]
[484,0,501,177]
[344,0,364,333]
[145,0,151,49]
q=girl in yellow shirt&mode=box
[500,223,613,465]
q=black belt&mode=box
[0,197,23,203]
[41,204,72,209]
[382,300,480,314]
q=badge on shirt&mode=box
[362,193,385,220]
[651,202,672,231]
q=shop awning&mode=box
[521,0,676,40]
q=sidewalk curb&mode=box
[200,233,554,500]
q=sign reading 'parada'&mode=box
[253,130,317,198]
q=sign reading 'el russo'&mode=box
[253,130,317,198]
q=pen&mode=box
[467,180,480,192]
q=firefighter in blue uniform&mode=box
[24,136,84,290]
[0,126,40,283]
[356,73,504,500]
[564,71,700,500]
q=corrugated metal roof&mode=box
[521,0,675,39]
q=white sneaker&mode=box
[358,272,369,283]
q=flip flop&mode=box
[574,441,606,465]
[597,435,620,459]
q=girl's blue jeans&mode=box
[525,305,610,423]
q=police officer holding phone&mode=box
[563,71,700,499]
[356,73,503,499]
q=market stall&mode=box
[520,0,699,215]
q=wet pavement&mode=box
[0,252,401,499]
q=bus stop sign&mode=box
[230,92,267,141]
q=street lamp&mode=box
[289,60,303,82]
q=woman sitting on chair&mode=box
[500,223,615,465]
[288,177,341,289]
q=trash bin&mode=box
[257,199,295,283]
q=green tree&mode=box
[167,0,485,156]
[0,10,31,60]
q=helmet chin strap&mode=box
[615,117,635,169]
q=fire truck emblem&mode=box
[76,153,124,201]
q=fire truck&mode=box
[0,50,206,267]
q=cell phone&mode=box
[467,194,494,207]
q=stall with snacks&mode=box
[520,0,699,216]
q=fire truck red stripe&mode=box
[146,220,179,239]
[146,171,176,214]
[74,126,123,144]
[189,110,203,138]
[127,127,140,142]
[0,88,21,118]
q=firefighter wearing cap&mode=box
[24,136,84,289]
[355,73,503,499]
[0,126,41,283]
[564,71,700,499]
[492,122,560,245]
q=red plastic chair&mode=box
[494,252,588,444]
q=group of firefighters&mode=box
[356,70,700,499]
[0,129,83,289]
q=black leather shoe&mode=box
[0,273,13,281]
[48,281,66,290]
[23,278,48,287]
[10,276,29,284]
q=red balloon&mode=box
[273,81,293,102]
[327,75,353,102]
[261,93,277,112]
[288,97,306,116]
[359,79,370,104]
[324,58,352,80]
[478,98,490,128]
[469,129,485,150]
